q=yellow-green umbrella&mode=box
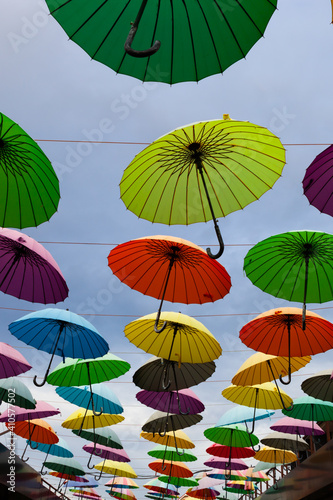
[94,460,137,478]
[125,312,221,364]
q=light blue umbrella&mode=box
[56,384,123,415]
[66,480,99,488]
[216,406,274,429]
[27,437,73,474]
[9,308,109,387]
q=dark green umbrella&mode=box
[148,444,197,462]
[45,0,277,84]
[243,230,333,329]
[43,456,85,476]
[0,112,60,228]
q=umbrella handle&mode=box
[87,452,95,469]
[176,390,190,415]
[124,0,161,58]
[154,318,167,333]
[206,223,224,260]
[33,324,64,386]
[21,442,29,462]
[162,365,171,390]
[94,469,104,481]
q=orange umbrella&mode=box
[239,307,333,384]
[148,459,193,478]
[6,418,58,462]
[108,235,231,332]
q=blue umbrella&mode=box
[66,480,99,488]
[27,437,73,474]
[9,308,109,387]
[216,406,274,429]
[56,384,123,415]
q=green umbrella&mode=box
[43,456,85,476]
[148,444,197,462]
[71,427,123,449]
[204,423,259,448]
[45,0,277,84]
[120,117,285,258]
[0,377,36,409]
[0,112,60,229]
[243,230,333,329]
[281,395,333,422]
[159,477,199,488]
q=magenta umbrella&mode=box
[0,342,32,378]
[0,400,60,422]
[303,144,333,217]
[270,416,325,436]
[0,227,68,304]
[136,388,205,415]
[204,457,248,470]
[82,443,130,477]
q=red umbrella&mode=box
[148,460,193,477]
[206,443,255,460]
[6,418,59,461]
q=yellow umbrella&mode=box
[231,352,311,386]
[62,408,124,430]
[140,429,195,452]
[94,460,137,478]
[222,382,293,434]
[124,312,221,364]
[254,446,297,465]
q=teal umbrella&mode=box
[282,395,333,421]
[27,437,73,474]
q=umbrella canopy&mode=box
[121,117,285,258]
[270,416,325,436]
[72,427,123,449]
[0,342,31,378]
[302,144,333,217]
[261,431,309,452]
[144,478,179,495]
[254,446,298,465]
[82,443,130,462]
[0,228,68,304]
[243,231,333,329]
[0,112,60,228]
[45,0,277,84]
[49,471,89,482]
[136,388,204,415]
[108,235,231,331]
[203,458,248,471]
[66,480,99,488]
[147,444,197,462]
[140,429,195,450]
[44,456,85,476]
[125,312,221,363]
[215,406,274,427]
[231,352,311,386]
[133,356,216,392]
[27,437,73,458]
[94,460,137,478]
[105,477,139,489]
[206,444,255,460]
[244,467,269,482]
[239,307,333,385]
[141,410,202,433]
[149,459,193,478]
[204,423,259,448]
[6,419,58,444]
[108,489,137,500]
[159,477,199,488]
[56,383,124,416]
[0,377,36,409]
[73,492,101,500]
[0,400,59,422]
[9,308,109,387]
[301,369,333,402]
[281,395,333,421]
[62,408,124,430]
[207,470,246,481]
[186,487,219,499]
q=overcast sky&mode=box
[1,1,333,499]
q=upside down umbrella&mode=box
[108,235,231,331]
[243,230,333,330]
[0,228,68,304]
[120,117,285,259]
[45,0,277,84]
[301,369,333,402]
[133,356,216,392]
[0,377,36,409]
[239,307,333,385]
[0,342,31,378]
[9,308,109,387]
[0,112,60,228]
[125,312,221,363]
[302,144,333,217]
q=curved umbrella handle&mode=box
[94,469,103,481]
[176,390,190,415]
[33,325,64,386]
[162,365,171,390]
[206,223,224,260]
[124,0,161,58]
[87,452,95,470]
[21,442,30,462]
[154,318,167,333]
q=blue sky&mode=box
[1,1,333,498]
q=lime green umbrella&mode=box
[0,112,59,229]
[45,0,277,84]
[243,230,333,328]
[147,445,197,462]
[120,117,285,258]
[204,423,259,448]
[281,395,333,422]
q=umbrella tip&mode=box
[223,114,231,120]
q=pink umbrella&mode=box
[136,388,205,415]
[82,443,130,475]
[0,342,31,378]
[206,443,255,459]
[204,457,248,470]
[0,227,68,304]
[270,416,325,436]
[0,400,60,422]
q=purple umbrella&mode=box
[0,342,31,378]
[302,144,333,217]
[270,416,325,436]
[82,443,130,480]
[0,227,68,304]
[136,388,205,415]
[204,457,248,470]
